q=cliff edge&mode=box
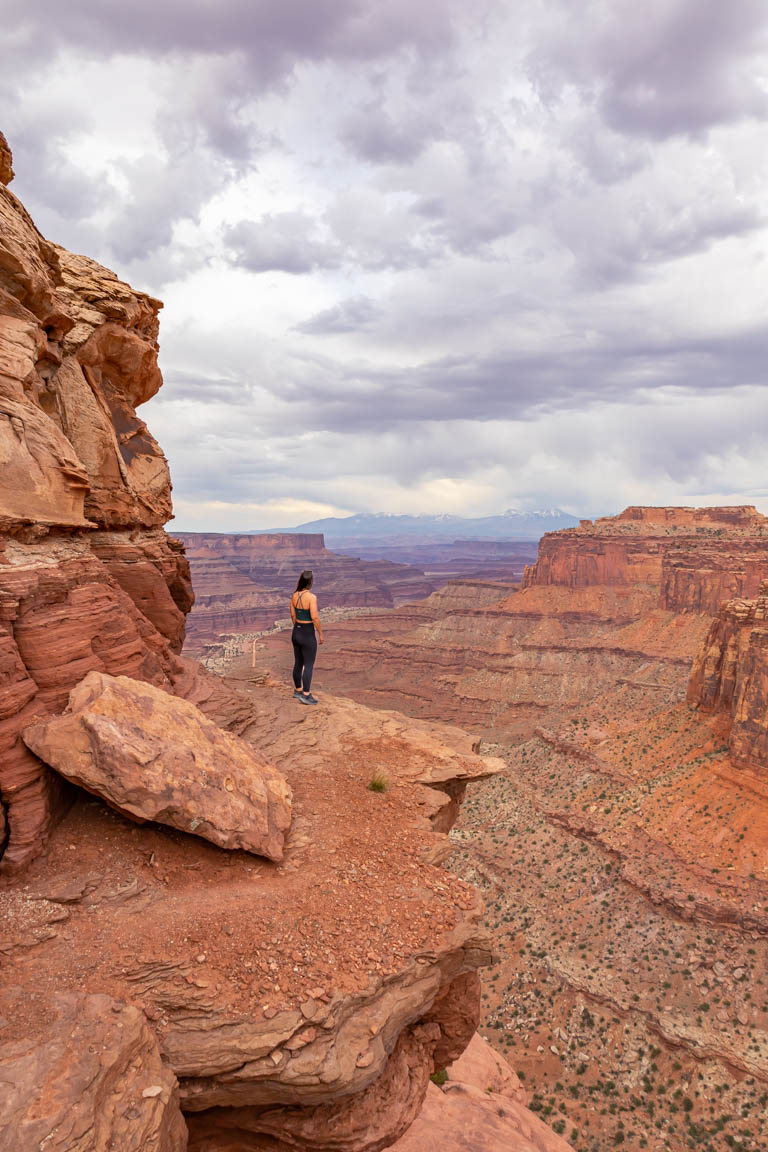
[0,133,570,1151]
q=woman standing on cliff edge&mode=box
[290,570,323,705]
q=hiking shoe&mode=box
[298,693,318,705]
[292,689,303,700]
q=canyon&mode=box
[175,531,437,659]
[334,538,539,583]
[242,505,768,1151]
[0,130,570,1152]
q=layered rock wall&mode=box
[0,138,193,871]
[688,580,768,771]
[524,506,768,614]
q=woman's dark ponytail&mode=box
[296,570,314,592]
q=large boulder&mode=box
[23,671,292,860]
[0,992,187,1151]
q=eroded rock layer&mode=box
[241,508,768,1151]
[0,144,194,872]
[688,580,768,773]
[0,992,188,1151]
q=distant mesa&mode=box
[525,503,768,614]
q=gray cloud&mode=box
[284,323,768,433]
[295,296,381,334]
[534,0,768,140]
[1,0,467,93]
[342,103,440,163]
[224,213,342,274]
[4,0,768,525]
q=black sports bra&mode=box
[294,592,313,623]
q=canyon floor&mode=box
[234,509,768,1152]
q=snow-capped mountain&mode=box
[252,509,580,542]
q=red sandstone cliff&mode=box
[0,143,194,871]
[688,579,768,771]
[524,505,768,613]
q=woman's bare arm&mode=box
[290,593,296,625]
[310,594,324,643]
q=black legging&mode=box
[292,623,317,693]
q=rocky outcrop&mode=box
[0,132,193,872]
[524,505,768,613]
[688,580,768,771]
[176,531,435,656]
[23,671,292,860]
[0,992,187,1151]
[0,131,13,186]
[393,1083,572,1152]
[1,675,503,1151]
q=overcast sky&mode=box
[3,0,768,529]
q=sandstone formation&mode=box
[526,505,768,613]
[0,130,13,186]
[393,1083,572,1152]
[0,992,187,1151]
[446,1030,528,1097]
[23,671,292,860]
[688,579,768,772]
[1,138,193,872]
[2,676,504,1150]
[176,531,435,658]
[241,507,768,1151]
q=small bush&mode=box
[430,1069,447,1086]
[368,771,388,793]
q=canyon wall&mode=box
[526,505,768,613]
[688,579,768,772]
[175,530,436,656]
[0,140,193,871]
[240,507,768,1151]
[333,538,539,582]
[244,506,768,741]
[0,132,570,1152]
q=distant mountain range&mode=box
[253,509,580,542]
